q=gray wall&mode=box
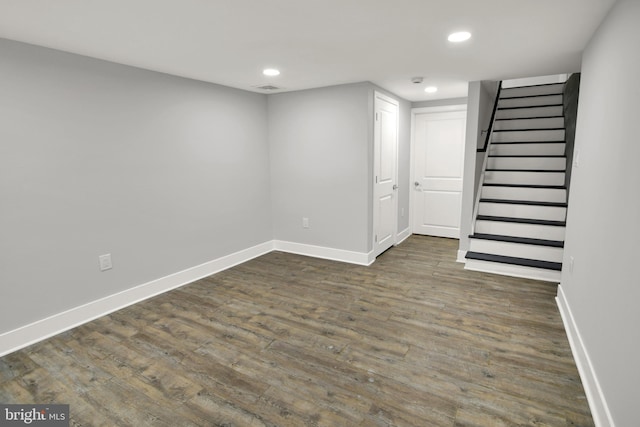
[561,1,640,424]
[412,97,468,110]
[459,81,498,253]
[268,83,373,253]
[477,81,500,151]
[268,82,411,253]
[0,39,272,333]
[397,96,412,234]
[563,73,580,193]
[269,83,410,254]
[474,81,500,192]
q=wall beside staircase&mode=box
[563,73,580,194]
[558,1,640,425]
[474,81,501,187]
[459,80,500,258]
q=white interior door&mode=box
[412,108,466,238]
[373,92,399,257]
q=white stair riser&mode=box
[494,117,564,130]
[475,220,566,241]
[479,202,566,221]
[496,105,563,119]
[487,157,566,170]
[492,129,565,143]
[469,239,564,263]
[481,186,567,203]
[499,94,562,108]
[484,171,565,186]
[500,84,564,98]
[465,259,561,283]
[489,143,565,156]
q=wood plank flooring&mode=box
[0,236,593,426]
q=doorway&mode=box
[373,92,399,257]
[411,105,467,238]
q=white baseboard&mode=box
[556,285,614,427]
[395,228,411,245]
[273,240,373,266]
[0,239,377,357]
[366,250,376,266]
[0,241,273,358]
[456,250,467,263]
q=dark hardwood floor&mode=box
[0,235,593,426]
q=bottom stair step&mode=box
[465,251,562,271]
[464,255,562,283]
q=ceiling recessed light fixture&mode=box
[425,86,438,94]
[448,31,472,42]
[263,68,280,77]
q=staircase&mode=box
[465,82,567,282]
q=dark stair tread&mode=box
[499,93,563,100]
[465,252,562,271]
[495,116,564,121]
[485,168,565,172]
[483,183,566,189]
[497,104,563,110]
[476,215,566,227]
[488,155,566,158]
[501,82,564,89]
[469,233,564,248]
[479,198,567,207]
[493,128,565,132]
[490,140,566,145]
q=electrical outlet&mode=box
[569,256,575,273]
[302,217,310,229]
[573,150,580,168]
[99,254,112,271]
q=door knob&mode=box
[414,181,420,187]
[393,184,398,190]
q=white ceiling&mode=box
[0,0,615,101]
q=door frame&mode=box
[373,91,400,257]
[410,104,467,235]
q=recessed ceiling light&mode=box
[263,68,280,77]
[425,86,438,94]
[448,31,472,42]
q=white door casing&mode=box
[373,92,399,257]
[411,106,467,238]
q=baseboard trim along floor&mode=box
[273,240,374,266]
[556,285,614,427]
[0,240,374,357]
[0,241,273,357]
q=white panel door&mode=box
[373,93,399,257]
[412,110,466,238]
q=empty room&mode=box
[1,1,638,426]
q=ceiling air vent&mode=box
[254,84,281,91]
